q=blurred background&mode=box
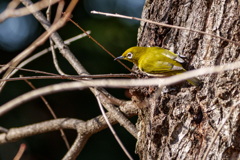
[0,0,145,159]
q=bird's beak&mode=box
[114,56,125,61]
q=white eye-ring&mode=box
[126,52,133,59]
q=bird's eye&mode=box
[126,52,133,59]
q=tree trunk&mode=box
[135,0,240,159]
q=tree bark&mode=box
[135,0,240,159]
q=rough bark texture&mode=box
[135,0,240,159]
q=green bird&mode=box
[115,46,200,86]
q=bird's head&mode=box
[114,47,144,64]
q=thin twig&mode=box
[50,39,68,75]
[52,38,66,75]
[0,0,60,22]
[91,11,240,46]
[0,126,8,133]
[0,74,135,82]
[23,77,70,149]
[46,0,51,21]
[92,89,138,138]
[95,97,134,160]
[0,31,90,87]
[69,18,133,73]
[21,0,88,75]
[0,4,73,77]
[13,143,26,160]
[48,0,66,75]
[0,65,60,76]
[0,1,76,80]
[52,0,64,24]
[0,60,240,117]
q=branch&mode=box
[0,60,240,116]
[0,31,91,90]
[0,74,135,82]
[13,143,26,160]
[20,2,136,156]
[0,103,137,158]
[68,19,132,73]
[0,119,83,144]
[91,11,240,46]
[0,106,137,143]
[0,0,78,90]
[23,78,70,149]
[0,0,60,23]
[95,96,134,160]
[21,0,88,75]
[62,133,90,160]
[92,89,138,138]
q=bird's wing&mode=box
[161,51,185,63]
[138,53,185,74]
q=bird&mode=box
[114,46,200,86]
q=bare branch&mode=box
[0,126,8,133]
[20,3,137,152]
[0,119,84,144]
[0,0,79,91]
[21,0,88,75]
[48,0,66,75]
[0,102,137,158]
[0,74,135,82]
[13,143,26,160]
[0,106,137,144]
[92,89,138,138]
[95,96,134,160]
[0,31,90,88]
[62,133,90,160]
[0,0,60,23]
[23,78,70,149]
[69,19,133,73]
[91,11,240,46]
[0,60,240,117]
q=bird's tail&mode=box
[187,77,201,86]
[174,71,201,86]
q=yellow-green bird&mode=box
[115,46,200,86]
